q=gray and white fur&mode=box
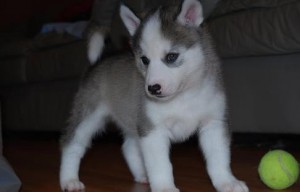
[60,0,249,191]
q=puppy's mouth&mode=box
[153,95,167,99]
[146,92,165,98]
[146,91,172,101]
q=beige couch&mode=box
[0,33,88,131]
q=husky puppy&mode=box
[60,0,249,191]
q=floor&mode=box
[3,133,300,192]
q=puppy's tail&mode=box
[86,26,108,65]
[86,0,119,65]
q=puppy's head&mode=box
[120,0,205,100]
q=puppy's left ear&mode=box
[120,4,141,36]
[177,0,203,27]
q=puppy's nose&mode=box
[148,84,161,95]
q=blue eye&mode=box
[141,56,150,65]
[165,53,179,64]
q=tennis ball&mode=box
[258,150,299,190]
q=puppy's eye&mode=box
[140,56,150,66]
[165,53,179,64]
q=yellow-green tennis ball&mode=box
[258,150,299,190]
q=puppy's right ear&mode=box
[120,4,140,36]
[177,0,203,28]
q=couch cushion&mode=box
[211,0,298,18]
[0,40,33,57]
[32,32,79,48]
[26,39,88,83]
[0,33,87,86]
[208,0,300,58]
[0,57,27,85]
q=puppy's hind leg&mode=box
[122,136,148,184]
[60,105,109,192]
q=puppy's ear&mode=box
[177,0,203,27]
[120,4,141,36]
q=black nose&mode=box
[148,84,161,95]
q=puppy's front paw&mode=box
[61,179,85,192]
[217,179,248,192]
[134,176,149,184]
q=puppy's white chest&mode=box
[163,115,198,141]
[147,94,204,141]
